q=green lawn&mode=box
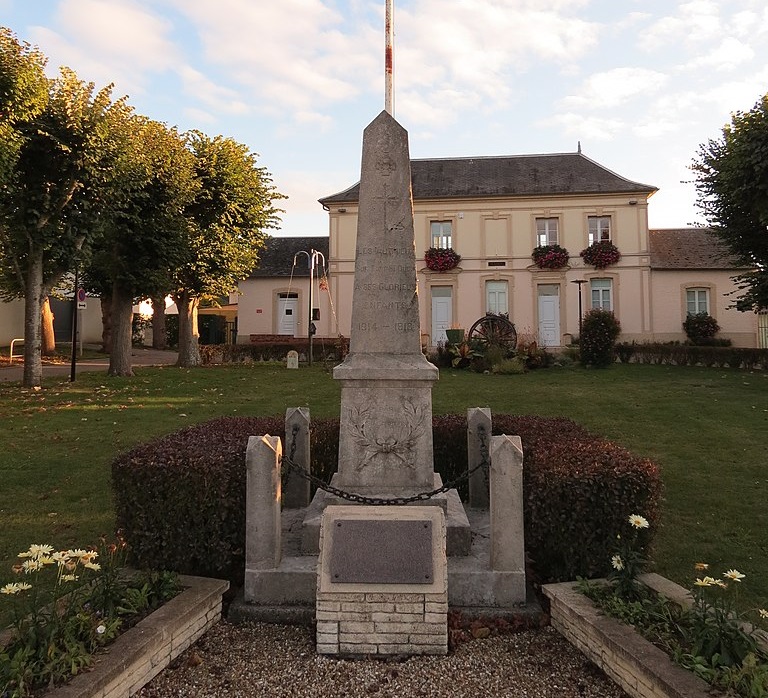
[0,362,765,608]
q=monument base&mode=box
[300,474,471,557]
[233,509,534,627]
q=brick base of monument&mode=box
[316,591,448,656]
[316,505,448,657]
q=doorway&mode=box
[431,287,452,345]
[537,284,560,347]
[277,293,299,336]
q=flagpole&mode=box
[385,0,393,114]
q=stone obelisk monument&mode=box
[333,111,439,496]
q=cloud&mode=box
[541,113,625,142]
[176,65,250,115]
[168,0,376,115]
[644,0,722,49]
[560,67,668,110]
[27,0,179,95]
[167,0,601,129]
[683,37,754,72]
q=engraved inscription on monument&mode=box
[333,111,439,495]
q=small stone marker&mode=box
[317,505,448,657]
[286,350,299,369]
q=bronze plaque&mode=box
[329,519,433,584]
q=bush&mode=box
[113,414,662,586]
[580,308,621,367]
[683,312,720,344]
[198,340,348,364]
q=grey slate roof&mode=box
[319,152,657,205]
[649,228,744,269]
[249,236,329,277]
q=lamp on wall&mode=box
[571,279,587,338]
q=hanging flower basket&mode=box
[532,244,570,270]
[580,241,621,269]
[424,247,461,272]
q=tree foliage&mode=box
[87,118,198,376]
[172,132,285,367]
[0,53,131,386]
[692,94,768,310]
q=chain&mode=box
[279,424,490,506]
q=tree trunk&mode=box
[151,296,167,350]
[22,255,44,388]
[175,291,201,367]
[41,296,56,356]
[108,283,134,377]
[100,294,112,354]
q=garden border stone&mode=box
[543,575,711,698]
[45,575,229,698]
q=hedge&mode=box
[616,342,767,369]
[113,414,661,586]
[199,338,348,365]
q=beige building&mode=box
[237,236,333,342]
[315,151,760,349]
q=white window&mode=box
[591,278,612,310]
[536,218,559,246]
[431,220,452,249]
[686,288,709,315]
[486,281,508,316]
[588,216,611,245]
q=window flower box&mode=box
[425,247,461,272]
[580,241,621,269]
[532,244,570,270]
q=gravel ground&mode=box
[136,622,628,698]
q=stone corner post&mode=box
[245,435,283,582]
[489,434,524,575]
[467,407,492,509]
[283,407,310,508]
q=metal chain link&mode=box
[279,424,490,505]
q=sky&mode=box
[3,0,768,237]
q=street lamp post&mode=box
[571,279,587,338]
[294,249,327,366]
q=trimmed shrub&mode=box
[683,312,720,344]
[113,414,661,586]
[580,308,621,367]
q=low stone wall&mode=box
[543,578,710,698]
[316,591,448,656]
[48,575,229,698]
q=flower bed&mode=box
[44,575,228,698]
[544,513,768,698]
[544,575,712,698]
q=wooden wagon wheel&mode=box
[468,314,518,354]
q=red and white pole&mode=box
[385,0,394,115]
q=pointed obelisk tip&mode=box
[365,109,407,137]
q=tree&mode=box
[0,52,131,387]
[87,118,198,376]
[692,94,768,310]
[172,132,285,367]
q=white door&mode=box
[538,285,560,347]
[431,287,452,345]
[278,295,298,336]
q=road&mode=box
[0,348,179,383]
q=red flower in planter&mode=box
[580,241,621,269]
[532,244,570,270]
[425,247,461,272]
